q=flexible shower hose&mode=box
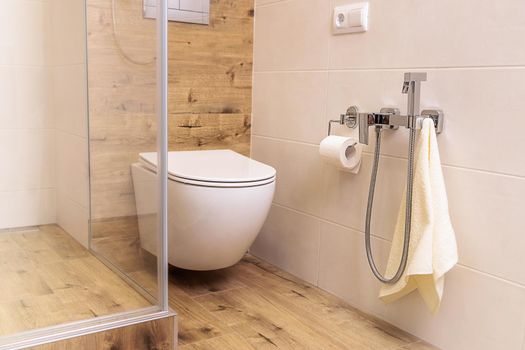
[111,0,156,65]
[365,125,417,284]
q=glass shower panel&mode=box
[87,0,163,302]
[0,0,168,348]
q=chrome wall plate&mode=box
[328,106,358,136]
[421,109,444,134]
[344,106,359,129]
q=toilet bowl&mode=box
[131,150,276,270]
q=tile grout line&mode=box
[254,64,525,73]
[255,0,296,9]
[0,187,57,193]
[314,219,322,287]
[55,191,88,212]
[313,46,333,288]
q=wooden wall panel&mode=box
[87,0,254,220]
[28,316,176,350]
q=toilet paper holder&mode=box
[328,106,358,136]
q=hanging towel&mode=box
[379,118,458,313]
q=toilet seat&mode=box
[139,150,276,188]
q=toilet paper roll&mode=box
[319,135,362,174]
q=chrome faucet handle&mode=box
[379,107,400,130]
[356,108,400,145]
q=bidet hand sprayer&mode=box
[362,72,430,284]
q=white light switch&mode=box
[333,2,368,35]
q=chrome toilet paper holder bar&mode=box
[327,106,359,136]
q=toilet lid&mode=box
[139,150,276,185]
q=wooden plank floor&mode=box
[0,225,151,336]
[169,256,438,350]
[92,218,438,350]
[93,218,440,349]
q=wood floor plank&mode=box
[194,286,357,349]
[168,283,234,346]
[180,333,256,350]
[0,225,151,336]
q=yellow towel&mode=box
[379,118,458,313]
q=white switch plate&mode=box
[143,0,209,25]
[332,2,368,35]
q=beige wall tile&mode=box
[56,190,89,247]
[0,0,49,66]
[0,66,54,130]
[53,65,87,137]
[251,204,321,285]
[320,153,407,242]
[0,67,16,126]
[0,189,56,228]
[443,166,525,285]
[0,129,56,192]
[318,222,389,319]
[253,0,331,71]
[252,136,324,217]
[252,72,329,144]
[56,131,89,208]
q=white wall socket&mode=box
[332,2,369,35]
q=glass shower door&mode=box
[0,0,169,348]
[87,0,169,307]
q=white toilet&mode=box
[131,150,276,270]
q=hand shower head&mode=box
[402,72,427,119]
[402,81,410,94]
[402,72,427,94]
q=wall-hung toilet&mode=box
[131,150,276,270]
